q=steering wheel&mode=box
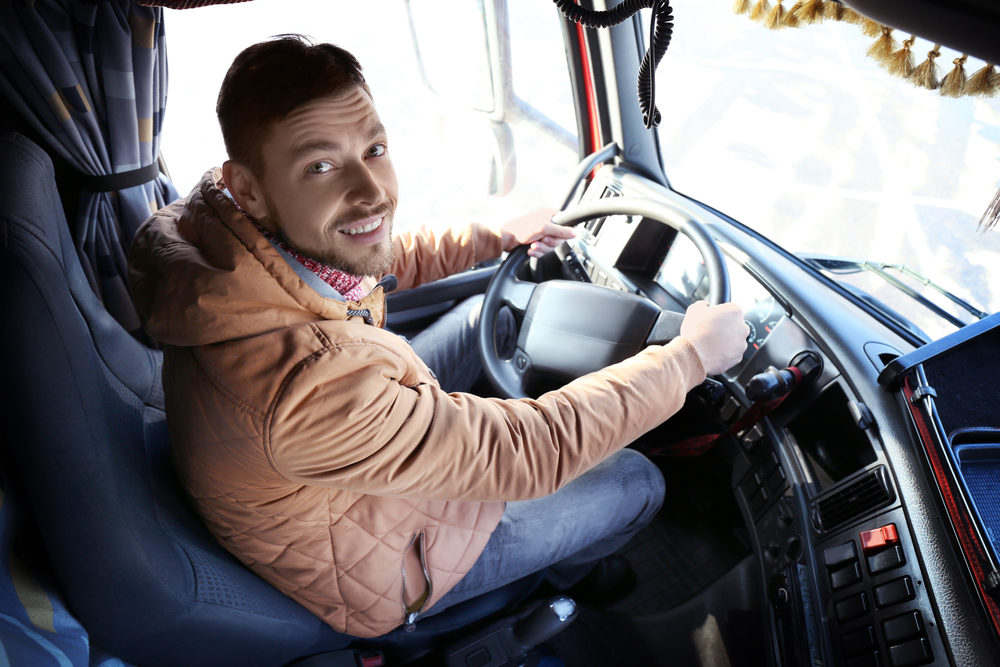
[477,197,731,399]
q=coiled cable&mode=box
[553,0,673,129]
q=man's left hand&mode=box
[500,208,576,258]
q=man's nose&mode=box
[344,161,384,204]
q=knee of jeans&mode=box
[615,449,666,520]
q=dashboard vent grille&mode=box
[815,466,895,532]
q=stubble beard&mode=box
[265,197,396,277]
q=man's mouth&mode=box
[340,215,384,236]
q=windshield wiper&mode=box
[799,255,989,330]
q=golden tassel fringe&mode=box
[749,0,771,22]
[885,37,915,77]
[940,56,968,98]
[858,18,883,38]
[965,64,999,97]
[910,45,941,90]
[763,1,787,29]
[839,7,862,24]
[823,2,846,21]
[731,0,993,100]
[866,28,897,64]
[790,0,825,24]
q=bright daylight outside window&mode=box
[656,1,1000,342]
[161,0,578,238]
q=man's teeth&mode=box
[343,217,383,235]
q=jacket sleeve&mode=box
[264,337,705,502]
[384,223,502,291]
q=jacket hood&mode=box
[129,169,387,346]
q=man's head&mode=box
[219,35,397,277]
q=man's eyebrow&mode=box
[291,123,387,160]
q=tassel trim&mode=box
[730,2,998,99]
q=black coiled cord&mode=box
[553,0,673,129]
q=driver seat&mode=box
[0,131,541,666]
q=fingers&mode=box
[541,220,576,239]
[526,232,574,257]
[680,301,750,376]
[501,209,576,253]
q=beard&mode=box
[264,195,396,277]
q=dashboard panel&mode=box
[552,164,1000,667]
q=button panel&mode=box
[818,513,938,667]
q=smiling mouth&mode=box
[340,216,384,236]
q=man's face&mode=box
[252,85,398,276]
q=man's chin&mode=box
[315,241,394,277]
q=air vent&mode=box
[815,466,895,532]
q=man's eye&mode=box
[366,143,387,158]
[307,162,334,174]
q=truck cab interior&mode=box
[2,1,1000,666]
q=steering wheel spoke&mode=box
[498,276,537,314]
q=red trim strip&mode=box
[904,376,1000,635]
[574,20,601,155]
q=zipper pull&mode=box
[403,611,419,632]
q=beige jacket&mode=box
[128,170,706,637]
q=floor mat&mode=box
[538,451,754,666]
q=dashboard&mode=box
[549,165,1000,667]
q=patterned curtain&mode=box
[0,0,178,339]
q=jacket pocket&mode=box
[401,529,433,631]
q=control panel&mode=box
[818,508,945,666]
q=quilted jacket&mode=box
[128,169,707,637]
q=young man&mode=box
[128,36,749,638]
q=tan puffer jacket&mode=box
[128,170,707,637]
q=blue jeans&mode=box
[406,295,491,393]
[429,449,665,615]
[406,296,666,614]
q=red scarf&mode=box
[260,228,365,301]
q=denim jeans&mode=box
[405,296,666,614]
[428,448,665,615]
[405,295,491,393]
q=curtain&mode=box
[0,0,178,339]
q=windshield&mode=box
[654,1,1000,341]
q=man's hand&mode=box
[679,301,751,376]
[500,208,576,258]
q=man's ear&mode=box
[222,160,269,222]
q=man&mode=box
[129,36,749,638]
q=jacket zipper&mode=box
[401,529,433,631]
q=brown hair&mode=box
[216,34,369,175]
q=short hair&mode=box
[216,35,369,175]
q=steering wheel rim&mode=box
[478,197,731,399]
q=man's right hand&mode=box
[679,301,751,376]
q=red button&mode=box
[860,524,899,552]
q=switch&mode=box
[823,541,858,569]
[882,610,924,644]
[874,576,916,609]
[861,524,900,552]
[867,545,906,575]
[830,561,863,591]
[888,637,933,666]
[835,592,869,622]
[720,396,741,422]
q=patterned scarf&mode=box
[259,228,365,302]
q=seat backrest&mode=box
[0,132,349,667]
